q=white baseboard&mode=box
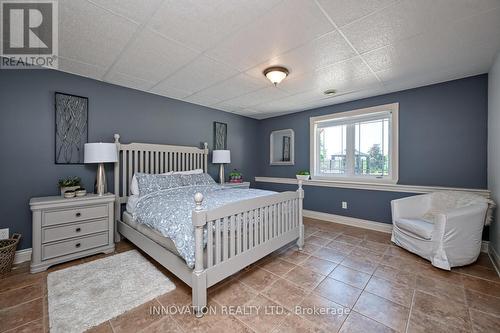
[489,246,500,276]
[303,210,393,234]
[13,248,32,264]
[303,209,490,253]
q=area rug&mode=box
[47,250,175,333]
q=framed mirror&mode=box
[270,129,294,165]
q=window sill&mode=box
[254,176,490,197]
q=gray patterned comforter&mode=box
[133,185,275,268]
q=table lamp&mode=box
[212,150,230,184]
[84,143,118,195]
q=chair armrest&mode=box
[440,203,488,229]
[391,194,431,222]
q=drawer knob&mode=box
[75,227,81,232]
[75,243,81,248]
[75,212,81,217]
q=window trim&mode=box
[309,103,399,184]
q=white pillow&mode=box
[130,172,173,195]
[172,169,204,175]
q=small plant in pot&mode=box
[296,170,310,181]
[229,169,243,183]
[58,176,82,196]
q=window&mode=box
[310,103,398,183]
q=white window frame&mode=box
[309,103,399,184]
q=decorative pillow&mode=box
[172,169,204,175]
[135,173,183,196]
[181,173,216,186]
[130,172,173,195]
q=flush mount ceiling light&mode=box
[263,66,289,86]
[323,89,337,96]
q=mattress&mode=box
[123,211,182,257]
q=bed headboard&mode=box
[113,133,209,205]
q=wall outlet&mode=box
[0,228,9,239]
[342,201,348,209]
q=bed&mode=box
[112,134,304,317]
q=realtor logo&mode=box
[1,0,58,69]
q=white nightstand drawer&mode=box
[42,232,109,260]
[42,219,109,243]
[43,205,108,226]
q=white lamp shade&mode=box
[212,150,231,164]
[84,143,118,163]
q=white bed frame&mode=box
[113,134,304,317]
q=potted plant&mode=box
[296,170,310,181]
[229,169,243,183]
[58,176,82,196]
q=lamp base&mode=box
[218,164,225,185]
[95,163,106,196]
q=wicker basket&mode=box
[0,234,21,274]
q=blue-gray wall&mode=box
[255,75,488,227]
[0,69,259,250]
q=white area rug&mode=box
[47,250,175,333]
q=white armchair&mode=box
[391,192,489,270]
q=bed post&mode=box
[114,134,121,242]
[192,192,207,318]
[203,142,208,173]
[297,180,304,250]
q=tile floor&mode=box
[1,218,499,333]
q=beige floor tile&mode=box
[412,290,470,330]
[334,234,363,245]
[415,275,465,303]
[298,293,349,332]
[315,277,363,308]
[262,278,309,311]
[349,247,384,262]
[339,311,396,333]
[365,276,414,307]
[469,308,500,333]
[301,243,322,255]
[209,279,257,307]
[284,265,326,290]
[340,256,379,274]
[324,240,355,254]
[475,253,495,270]
[236,296,288,333]
[313,247,347,263]
[272,313,322,333]
[356,239,390,254]
[373,264,417,287]
[461,274,500,298]
[465,289,500,316]
[0,298,44,333]
[300,256,338,276]
[305,235,331,246]
[455,264,500,282]
[353,291,409,332]
[86,321,114,333]
[278,247,311,265]
[406,308,469,333]
[258,258,296,277]
[328,265,371,289]
[110,299,163,333]
[0,283,43,309]
[237,267,280,291]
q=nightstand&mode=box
[222,182,250,189]
[29,193,115,273]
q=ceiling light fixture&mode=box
[323,89,337,96]
[263,66,289,86]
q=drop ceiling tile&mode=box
[340,0,436,53]
[59,0,139,68]
[149,0,281,52]
[183,93,222,107]
[317,0,398,27]
[215,86,289,109]
[246,30,356,79]
[194,73,267,102]
[105,71,155,91]
[110,28,200,83]
[430,0,500,24]
[149,85,192,100]
[89,0,163,24]
[152,55,239,95]
[206,0,333,71]
[58,56,107,79]
[277,57,376,95]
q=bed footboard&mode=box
[191,182,304,317]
